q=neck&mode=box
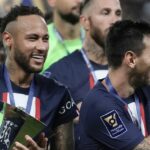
[103,68,135,98]
[83,37,107,65]
[5,59,33,88]
[53,12,81,40]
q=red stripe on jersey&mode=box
[140,101,148,137]
[35,98,41,120]
[2,92,8,103]
[89,73,95,89]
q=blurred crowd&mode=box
[0,0,150,22]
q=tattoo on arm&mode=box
[134,136,150,150]
[50,121,74,150]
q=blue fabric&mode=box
[79,81,150,150]
[44,50,108,104]
[44,50,108,150]
[21,0,33,6]
[0,65,78,138]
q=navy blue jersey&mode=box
[44,50,108,150]
[44,50,108,104]
[79,81,150,150]
[0,65,78,137]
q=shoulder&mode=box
[46,50,84,72]
[35,73,67,92]
[82,81,118,114]
[52,50,83,66]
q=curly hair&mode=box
[0,5,44,33]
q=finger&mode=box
[38,132,48,148]
[25,135,38,149]
[12,141,28,150]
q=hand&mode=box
[12,133,48,150]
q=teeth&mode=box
[32,53,45,59]
[33,55,44,59]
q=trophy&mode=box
[0,102,46,150]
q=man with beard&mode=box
[43,0,122,149]
[42,0,83,72]
[79,20,150,150]
[0,5,78,150]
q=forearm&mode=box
[134,136,150,150]
[50,121,74,150]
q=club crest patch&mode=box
[100,110,127,138]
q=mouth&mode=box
[31,53,46,64]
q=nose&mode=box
[110,14,122,26]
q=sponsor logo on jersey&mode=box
[59,99,75,115]
[100,110,127,138]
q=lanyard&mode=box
[53,25,84,55]
[105,75,141,129]
[80,48,98,85]
[3,65,35,114]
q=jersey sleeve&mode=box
[83,95,144,150]
[53,89,78,127]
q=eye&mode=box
[43,35,49,42]
[116,10,122,17]
[28,35,38,41]
[101,9,110,15]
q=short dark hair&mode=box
[0,5,44,33]
[105,20,150,69]
[80,0,92,14]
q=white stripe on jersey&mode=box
[7,93,36,117]
[128,102,146,136]
[94,70,108,80]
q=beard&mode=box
[129,67,150,89]
[14,48,42,73]
[58,11,80,25]
[89,17,105,49]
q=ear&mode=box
[2,31,13,49]
[124,51,137,68]
[47,0,56,8]
[80,15,90,31]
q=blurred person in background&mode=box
[42,0,84,72]
[0,0,21,18]
[44,0,122,149]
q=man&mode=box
[44,0,122,149]
[0,5,78,150]
[45,0,122,113]
[79,20,150,149]
[42,0,83,72]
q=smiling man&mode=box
[0,5,78,150]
